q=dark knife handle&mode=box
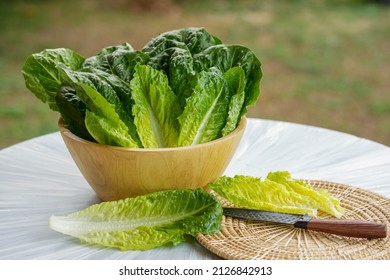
[295,219,387,238]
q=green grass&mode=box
[1,0,389,148]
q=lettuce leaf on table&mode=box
[49,188,222,251]
[209,171,345,218]
[266,171,345,218]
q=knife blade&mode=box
[223,208,387,239]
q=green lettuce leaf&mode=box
[58,66,141,146]
[49,188,222,251]
[106,50,150,83]
[84,110,138,148]
[82,42,135,73]
[58,67,130,118]
[21,48,85,111]
[177,68,230,146]
[221,66,246,136]
[209,171,345,218]
[55,83,94,142]
[141,27,223,109]
[266,171,345,218]
[130,64,182,148]
[146,47,195,109]
[22,27,263,147]
[80,84,141,148]
[194,45,262,117]
[142,27,222,56]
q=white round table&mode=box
[1,118,389,259]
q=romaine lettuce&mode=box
[193,44,262,117]
[82,42,135,73]
[22,27,262,148]
[22,48,85,111]
[177,68,230,146]
[58,66,142,147]
[106,50,150,83]
[130,64,182,148]
[49,188,222,251]
[55,84,94,141]
[221,66,246,136]
[266,171,345,218]
[80,84,141,148]
[146,47,195,109]
[142,27,222,56]
[209,171,345,218]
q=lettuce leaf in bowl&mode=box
[22,48,85,111]
[130,64,182,148]
[177,68,230,146]
[22,27,263,148]
[142,27,222,57]
[55,84,94,142]
[80,84,141,148]
[106,50,150,83]
[57,67,142,147]
[82,42,135,73]
[221,66,246,136]
[147,46,195,109]
[193,44,262,117]
[49,188,222,251]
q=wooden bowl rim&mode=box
[58,117,247,152]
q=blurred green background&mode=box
[1,0,389,149]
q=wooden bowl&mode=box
[58,117,246,201]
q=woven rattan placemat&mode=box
[196,180,390,260]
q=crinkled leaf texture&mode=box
[79,84,141,148]
[58,66,141,147]
[177,68,230,146]
[21,27,263,147]
[142,27,222,56]
[130,64,182,148]
[221,66,246,136]
[55,84,94,142]
[266,171,345,218]
[49,188,222,251]
[21,48,85,111]
[194,44,262,117]
[210,171,345,218]
[142,27,223,109]
[82,42,135,73]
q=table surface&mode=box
[1,118,389,260]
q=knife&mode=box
[223,208,387,239]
